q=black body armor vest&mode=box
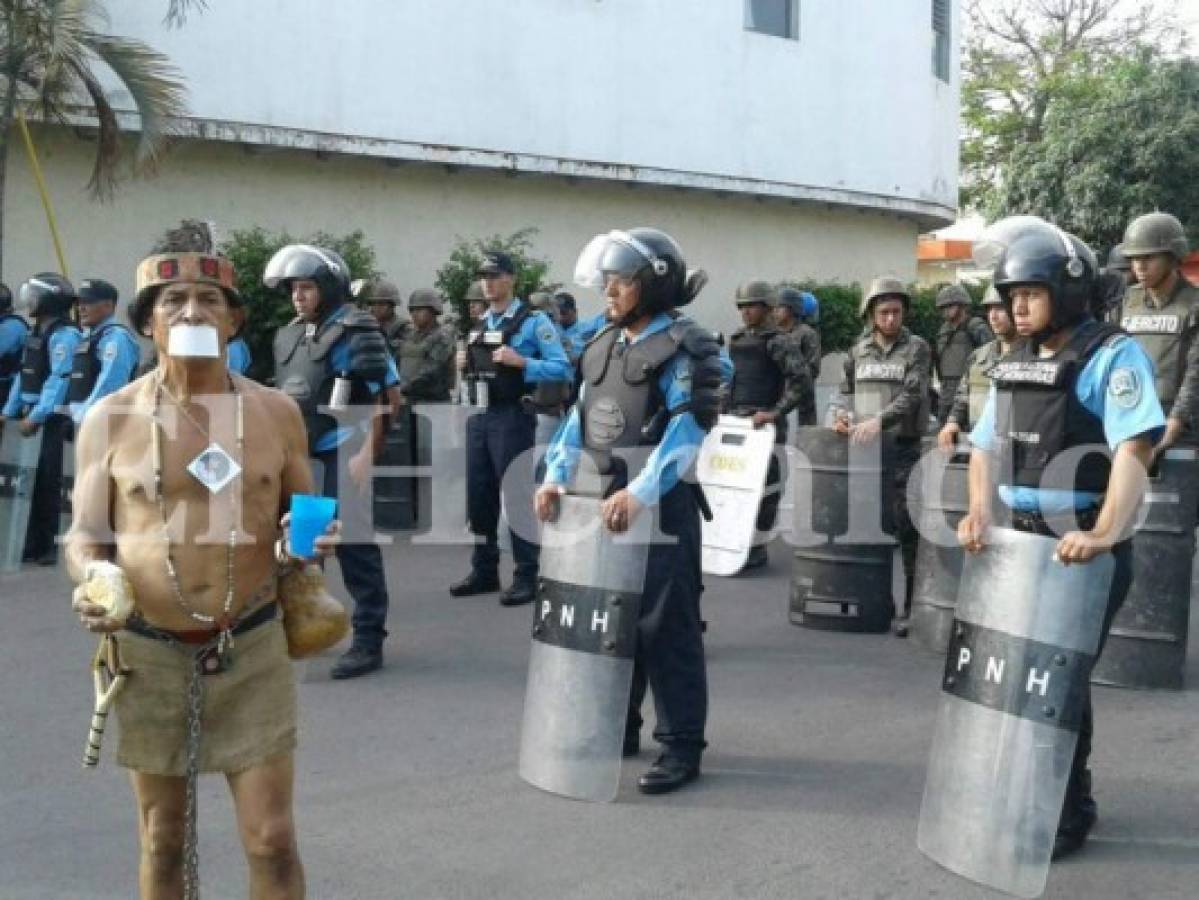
[273,310,378,454]
[19,318,70,398]
[67,322,131,404]
[467,306,533,405]
[990,321,1121,495]
[729,328,784,411]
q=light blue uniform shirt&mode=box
[480,299,571,385]
[558,313,607,364]
[3,321,83,423]
[226,336,252,375]
[312,305,401,454]
[970,332,1165,513]
[69,315,140,425]
[543,313,708,507]
[0,314,29,366]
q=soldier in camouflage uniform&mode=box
[932,284,992,426]
[358,278,411,355]
[835,277,932,634]
[465,279,487,330]
[773,287,821,426]
[397,289,454,404]
[1117,212,1199,451]
[726,280,814,567]
[937,286,1020,452]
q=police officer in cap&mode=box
[266,244,400,679]
[834,277,931,633]
[67,279,140,428]
[933,284,992,426]
[937,286,1020,452]
[1117,212,1199,451]
[1,273,82,564]
[0,282,30,426]
[538,227,723,794]
[959,216,1163,859]
[554,291,606,366]
[773,287,821,426]
[450,250,570,606]
[397,288,454,403]
[727,280,814,567]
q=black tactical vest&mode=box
[467,305,533,405]
[273,310,376,453]
[729,327,784,411]
[1120,283,1196,412]
[19,318,70,398]
[68,321,131,405]
[990,322,1120,495]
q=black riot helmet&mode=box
[263,244,352,312]
[19,272,76,319]
[573,227,705,325]
[985,217,1097,337]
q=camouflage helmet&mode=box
[1122,212,1188,261]
[356,278,402,305]
[980,285,1004,307]
[464,280,485,303]
[859,276,910,317]
[1105,244,1130,273]
[407,288,444,314]
[935,283,971,309]
[735,280,778,307]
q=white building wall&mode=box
[3,131,917,337]
[98,0,958,224]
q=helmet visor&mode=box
[573,231,666,289]
[263,244,345,290]
[972,216,1062,269]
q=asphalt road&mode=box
[1,538,1196,899]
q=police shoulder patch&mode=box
[1108,367,1141,409]
[538,326,556,344]
[102,341,119,361]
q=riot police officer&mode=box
[537,227,723,794]
[933,284,992,426]
[67,279,140,428]
[450,251,570,606]
[266,244,399,679]
[773,287,821,426]
[1,273,82,565]
[727,280,813,567]
[937,286,1019,452]
[0,283,30,424]
[834,277,931,632]
[1117,212,1199,451]
[959,217,1163,860]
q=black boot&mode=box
[744,546,769,570]
[330,643,384,680]
[1053,770,1098,861]
[449,571,501,597]
[637,754,701,795]
[499,579,537,607]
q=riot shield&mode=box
[518,493,649,802]
[918,527,1114,899]
[698,415,776,576]
[0,426,43,572]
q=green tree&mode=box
[220,227,381,382]
[992,53,1199,252]
[961,0,1173,211]
[434,227,552,335]
[0,0,189,274]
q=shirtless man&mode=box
[67,240,334,900]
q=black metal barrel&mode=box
[373,411,416,531]
[1091,448,1197,690]
[789,540,895,632]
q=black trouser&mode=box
[466,404,539,583]
[316,439,390,649]
[1009,509,1134,822]
[892,437,921,613]
[626,484,708,765]
[24,412,69,560]
[754,428,787,544]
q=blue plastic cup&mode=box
[289,494,337,559]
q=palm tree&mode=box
[0,1,188,275]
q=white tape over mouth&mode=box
[167,324,220,358]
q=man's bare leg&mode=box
[227,751,304,900]
[131,772,187,899]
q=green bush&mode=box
[220,228,381,382]
[434,227,552,335]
